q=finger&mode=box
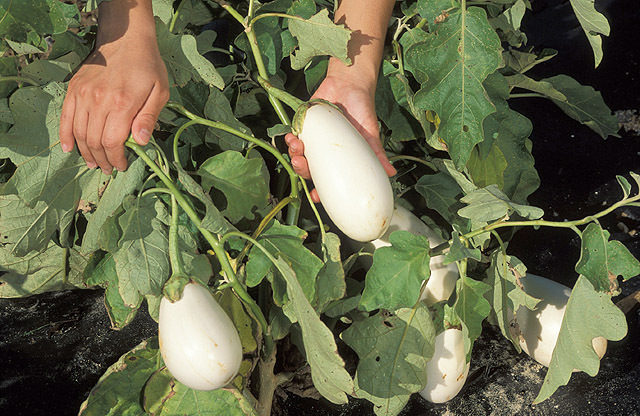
[288,136,304,158]
[131,82,170,146]
[72,109,96,168]
[103,111,135,172]
[86,110,112,174]
[59,94,76,153]
[361,131,397,177]
[291,155,311,179]
[310,188,320,203]
[284,133,297,145]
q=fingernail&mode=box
[137,129,151,144]
[61,143,71,153]
[291,159,301,170]
[87,162,97,169]
[102,169,112,175]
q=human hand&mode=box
[59,33,169,175]
[285,72,396,202]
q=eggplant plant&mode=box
[0,1,637,415]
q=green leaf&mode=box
[79,338,162,415]
[415,172,471,232]
[203,87,249,151]
[444,231,481,264]
[506,73,567,102]
[458,184,544,222]
[410,7,502,168]
[534,276,627,403]
[0,0,77,43]
[81,155,149,254]
[543,75,619,139]
[466,142,508,190]
[288,9,352,70]
[0,83,108,255]
[616,175,631,199]
[359,231,431,312]
[246,220,322,306]
[112,195,170,304]
[217,288,258,355]
[21,52,81,84]
[575,223,640,292]
[485,251,538,350]
[342,303,435,416]
[314,233,347,312]
[175,165,235,235]
[0,242,86,297]
[569,0,610,67]
[198,150,270,222]
[452,276,491,358]
[156,20,224,89]
[271,255,354,404]
[143,367,254,415]
[488,0,527,47]
[416,0,458,26]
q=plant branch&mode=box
[0,75,38,86]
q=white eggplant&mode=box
[159,283,242,390]
[351,206,458,305]
[298,102,394,242]
[419,328,470,403]
[515,273,607,368]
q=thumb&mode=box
[131,84,169,145]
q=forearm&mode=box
[328,0,396,86]
[96,0,157,47]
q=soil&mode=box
[2,1,640,415]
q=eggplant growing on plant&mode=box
[295,101,395,242]
[514,274,607,368]
[352,205,459,305]
[419,328,470,403]
[158,282,243,391]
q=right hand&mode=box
[59,34,170,175]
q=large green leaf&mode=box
[458,184,544,223]
[342,303,435,416]
[542,75,619,139]
[452,276,491,358]
[111,194,170,305]
[314,233,347,313]
[156,20,224,89]
[0,242,86,297]
[410,6,502,168]
[0,83,108,255]
[534,276,627,403]
[0,0,78,43]
[203,87,249,151]
[143,368,256,415]
[359,231,431,312]
[271,255,354,404]
[245,220,322,305]
[569,0,610,67]
[575,223,640,292]
[79,338,162,415]
[415,172,471,232]
[288,9,352,70]
[198,150,269,222]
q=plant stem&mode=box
[169,0,188,32]
[256,343,291,416]
[173,119,199,165]
[250,12,308,27]
[256,76,304,111]
[236,196,296,265]
[0,75,38,86]
[169,195,187,276]
[389,155,438,171]
[509,93,547,99]
[299,179,326,243]
[125,138,273,357]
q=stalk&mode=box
[0,75,38,86]
[125,138,273,356]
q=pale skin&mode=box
[286,0,397,202]
[59,0,169,175]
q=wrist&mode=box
[96,0,156,47]
[326,57,378,94]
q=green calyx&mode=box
[291,99,344,136]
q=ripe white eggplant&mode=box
[419,328,470,403]
[158,283,242,390]
[298,102,394,242]
[352,206,458,305]
[515,273,607,368]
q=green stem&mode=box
[299,179,326,243]
[236,196,297,265]
[166,103,301,224]
[389,155,438,171]
[140,187,173,198]
[257,76,304,112]
[173,119,200,166]
[62,247,69,285]
[0,75,38,86]
[169,0,188,32]
[462,193,640,241]
[169,195,187,276]
[509,93,547,99]
[125,138,272,356]
[250,12,308,27]
[248,0,256,19]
